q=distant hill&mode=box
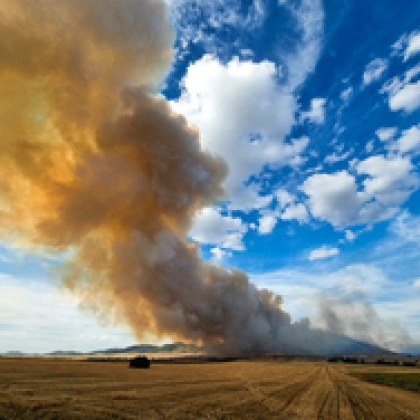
[95,342,202,355]
[331,338,393,356]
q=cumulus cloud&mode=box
[393,31,420,62]
[393,31,419,59]
[167,0,325,243]
[404,31,420,61]
[301,97,326,124]
[301,171,361,226]
[362,58,388,86]
[171,55,307,211]
[258,214,278,235]
[254,190,309,228]
[301,155,418,227]
[281,203,309,223]
[383,64,420,113]
[389,80,420,113]
[376,127,397,142]
[190,207,247,251]
[392,124,420,155]
[357,155,418,206]
[276,189,295,208]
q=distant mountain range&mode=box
[1,338,401,358]
[87,342,203,356]
[4,335,420,357]
[1,342,202,357]
[332,339,393,356]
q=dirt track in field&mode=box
[0,358,419,419]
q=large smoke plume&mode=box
[0,0,367,355]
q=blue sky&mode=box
[1,0,419,353]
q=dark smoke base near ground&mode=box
[1,357,420,419]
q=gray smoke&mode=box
[317,293,412,352]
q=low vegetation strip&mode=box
[354,372,420,393]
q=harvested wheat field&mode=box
[0,358,419,419]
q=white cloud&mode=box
[340,86,353,102]
[254,188,311,232]
[282,0,324,89]
[357,155,418,206]
[389,80,420,113]
[383,64,420,113]
[390,211,420,243]
[403,31,420,62]
[301,170,361,226]
[210,247,231,260]
[301,155,418,227]
[345,230,356,242]
[301,97,326,124]
[281,203,308,223]
[413,278,420,288]
[189,207,247,250]
[365,140,374,154]
[258,214,277,235]
[324,149,352,164]
[362,58,388,86]
[276,189,295,208]
[375,127,397,142]
[256,190,309,227]
[392,124,420,155]
[309,246,339,261]
[172,55,308,211]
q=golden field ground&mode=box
[0,357,419,419]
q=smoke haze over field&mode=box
[0,0,397,355]
[317,293,412,352]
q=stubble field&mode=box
[0,357,419,419]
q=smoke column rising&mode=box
[0,0,362,355]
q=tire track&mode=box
[290,365,341,419]
[232,364,321,416]
[276,367,322,415]
[328,366,415,419]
